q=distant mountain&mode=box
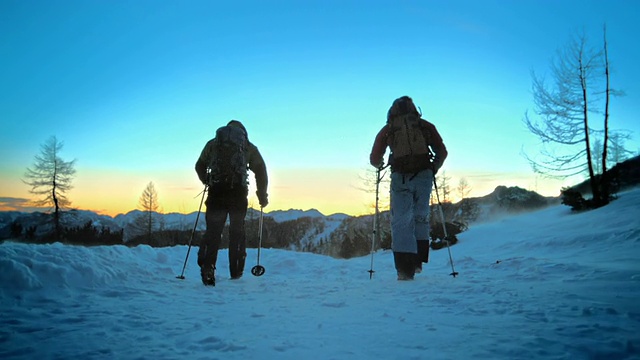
[0,186,562,257]
[113,210,203,232]
[464,185,560,223]
[0,211,23,227]
[0,209,120,239]
[264,208,349,223]
[0,207,348,238]
[262,208,324,222]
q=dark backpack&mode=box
[208,125,248,190]
[387,114,432,173]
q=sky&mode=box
[1,189,639,359]
[1,0,639,217]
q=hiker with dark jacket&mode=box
[369,96,448,280]
[195,120,268,286]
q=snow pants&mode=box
[389,169,434,253]
[197,188,248,278]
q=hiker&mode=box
[195,120,268,286]
[369,96,448,280]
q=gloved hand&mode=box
[370,156,384,169]
[257,191,268,208]
[370,160,385,170]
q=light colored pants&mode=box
[389,169,434,253]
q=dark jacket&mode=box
[195,139,268,197]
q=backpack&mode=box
[386,114,432,173]
[208,125,248,190]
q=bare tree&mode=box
[607,131,634,164]
[453,176,479,226]
[23,136,76,237]
[435,171,451,203]
[523,28,620,207]
[358,166,391,256]
[456,177,471,201]
[591,130,632,173]
[135,181,160,241]
[600,24,612,203]
[358,167,390,213]
[591,137,604,175]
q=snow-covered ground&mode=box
[1,189,639,359]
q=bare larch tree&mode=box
[23,136,76,238]
[523,27,619,208]
[136,181,160,241]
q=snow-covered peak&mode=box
[263,208,326,222]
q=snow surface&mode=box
[1,190,640,359]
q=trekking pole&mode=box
[251,207,266,276]
[368,165,388,279]
[433,179,459,278]
[176,185,207,280]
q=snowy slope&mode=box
[294,215,345,251]
[263,208,348,223]
[1,190,639,359]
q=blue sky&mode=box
[1,0,639,216]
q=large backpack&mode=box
[208,125,248,190]
[386,114,432,173]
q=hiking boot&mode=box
[415,239,429,275]
[229,253,246,280]
[393,252,416,281]
[397,272,415,281]
[417,240,430,263]
[200,265,215,286]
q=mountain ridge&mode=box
[1,185,556,230]
[1,185,560,257]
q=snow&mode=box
[295,216,344,251]
[1,190,640,359]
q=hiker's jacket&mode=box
[195,140,268,197]
[370,118,448,173]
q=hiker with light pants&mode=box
[369,96,448,280]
